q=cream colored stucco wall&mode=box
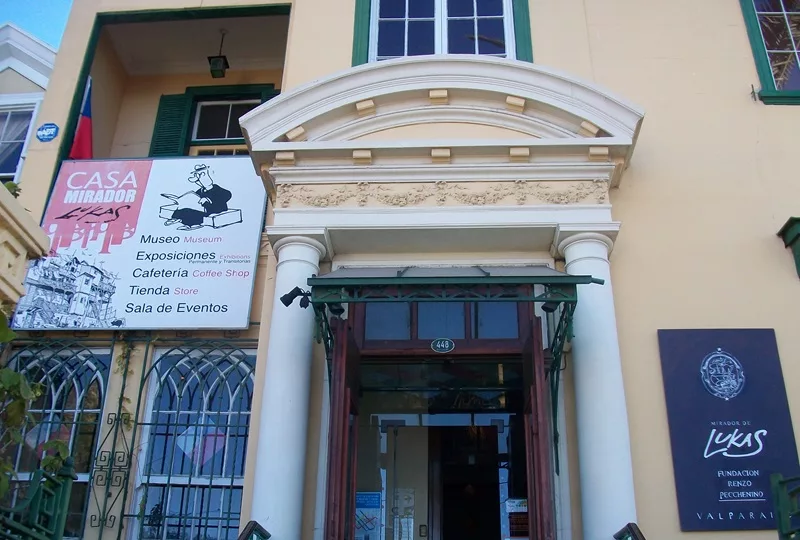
[355,122,532,141]
[0,68,44,94]
[529,2,800,540]
[109,69,283,158]
[90,29,127,158]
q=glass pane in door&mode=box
[354,372,529,540]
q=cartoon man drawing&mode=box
[163,164,232,231]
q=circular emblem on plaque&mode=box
[700,348,745,401]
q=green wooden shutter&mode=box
[352,0,371,66]
[149,93,192,157]
[512,0,533,63]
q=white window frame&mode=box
[368,0,516,62]
[191,99,260,143]
[188,145,249,156]
[0,92,43,184]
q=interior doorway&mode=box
[325,303,555,540]
[355,398,528,540]
[438,426,501,540]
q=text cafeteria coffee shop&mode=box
[8,56,800,540]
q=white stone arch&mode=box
[241,55,645,260]
[242,55,643,146]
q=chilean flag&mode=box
[69,76,93,160]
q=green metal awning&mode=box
[307,265,603,304]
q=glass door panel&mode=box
[353,395,528,540]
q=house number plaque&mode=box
[430,338,455,354]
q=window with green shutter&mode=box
[352,0,533,65]
[149,84,278,157]
[740,0,800,104]
[149,94,193,157]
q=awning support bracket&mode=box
[546,302,575,476]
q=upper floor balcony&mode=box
[73,6,289,163]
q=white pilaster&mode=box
[558,233,636,540]
[251,235,326,540]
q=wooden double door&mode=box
[325,314,555,540]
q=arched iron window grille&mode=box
[133,344,256,540]
[2,342,111,539]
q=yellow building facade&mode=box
[6,2,800,540]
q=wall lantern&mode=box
[777,217,800,278]
[208,29,230,79]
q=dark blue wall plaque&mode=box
[35,123,59,142]
[658,328,799,531]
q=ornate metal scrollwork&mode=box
[89,412,134,530]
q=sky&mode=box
[0,0,73,48]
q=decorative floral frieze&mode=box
[277,180,609,208]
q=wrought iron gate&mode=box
[87,336,257,540]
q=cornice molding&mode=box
[0,93,44,107]
[241,57,644,201]
[270,162,616,185]
[0,24,55,89]
[267,207,617,260]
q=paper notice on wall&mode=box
[393,488,414,540]
[356,492,382,540]
[505,499,527,513]
[506,498,528,540]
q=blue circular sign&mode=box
[36,123,59,142]
[430,338,455,354]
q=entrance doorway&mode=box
[367,421,514,540]
[355,358,529,540]
[325,302,555,540]
[310,265,594,540]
